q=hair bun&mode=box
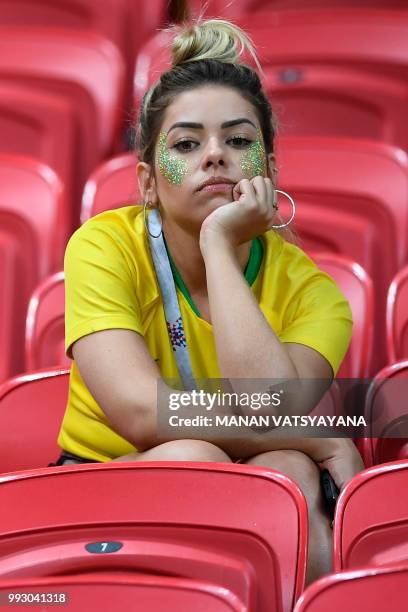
[170,19,261,71]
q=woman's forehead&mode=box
[161,85,259,130]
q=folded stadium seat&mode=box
[0,155,66,381]
[293,563,408,612]
[189,0,408,18]
[0,462,307,612]
[277,136,408,374]
[80,152,140,223]
[0,27,125,230]
[359,361,408,467]
[0,82,76,245]
[310,253,374,379]
[0,573,243,612]
[333,459,408,570]
[386,266,408,363]
[0,0,168,143]
[25,272,68,371]
[135,10,408,152]
[247,9,408,152]
[0,368,69,473]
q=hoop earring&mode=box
[271,189,296,229]
[143,201,162,238]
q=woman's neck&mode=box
[162,220,251,295]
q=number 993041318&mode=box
[0,592,68,606]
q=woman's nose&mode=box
[202,138,226,168]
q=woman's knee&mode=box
[115,439,232,463]
[245,449,322,507]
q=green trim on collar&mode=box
[164,236,264,318]
[245,236,264,287]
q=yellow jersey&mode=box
[59,205,352,461]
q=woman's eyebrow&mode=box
[167,122,203,133]
[221,118,257,129]
[167,117,257,134]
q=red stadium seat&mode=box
[25,272,68,371]
[294,564,408,612]
[0,462,307,612]
[0,82,75,240]
[80,152,139,223]
[333,459,408,570]
[0,0,168,131]
[0,368,69,473]
[386,266,408,363]
[191,0,408,18]
[278,137,408,373]
[0,155,67,381]
[360,361,408,467]
[135,10,408,152]
[249,9,408,152]
[0,27,125,227]
[0,573,243,612]
[310,253,374,379]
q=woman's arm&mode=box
[73,329,326,451]
[73,328,363,490]
[202,233,333,382]
[199,177,333,416]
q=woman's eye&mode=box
[173,140,198,152]
[228,136,252,148]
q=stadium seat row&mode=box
[0,459,406,611]
[1,7,408,234]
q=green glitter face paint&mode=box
[240,130,267,179]
[156,132,188,185]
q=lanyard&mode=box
[147,208,196,391]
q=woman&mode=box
[57,19,364,582]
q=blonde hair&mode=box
[169,18,262,72]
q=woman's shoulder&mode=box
[262,230,324,281]
[260,231,351,313]
[68,205,144,246]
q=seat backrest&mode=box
[278,136,408,373]
[0,83,75,239]
[25,272,68,371]
[80,152,140,223]
[0,26,125,153]
[0,369,70,473]
[251,9,408,151]
[0,27,125,225]
[0,573,244,611]
[0,462,307,612]
[386,266,408,363]
[361,361,408,466]
[310,253,374,378]
[278,137,408,268]
[0,155,66,380]
[333,459,408,570]
[294,564,408,612]
[0,0,167,118]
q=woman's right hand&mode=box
[199,176,277,255]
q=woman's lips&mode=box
[200,183,234,193]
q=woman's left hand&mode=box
[317,438,365,491]
[199,176,277,252]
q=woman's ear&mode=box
[267,153,278,186]
[136,161,159,208]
